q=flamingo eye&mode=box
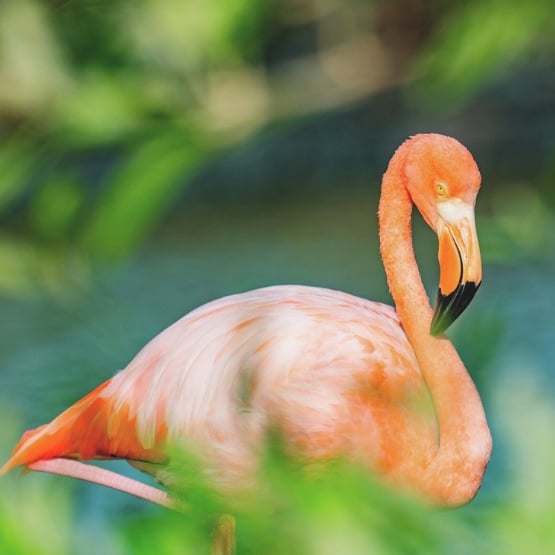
[435,181,448,197]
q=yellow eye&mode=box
[435,181,448,197]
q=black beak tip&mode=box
[430,281,481,336]
[430,313,449,336]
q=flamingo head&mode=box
[402,134,482,335]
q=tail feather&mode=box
[1,379,166,475]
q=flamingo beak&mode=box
[431,200,482,336]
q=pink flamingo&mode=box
[1,134,491,509]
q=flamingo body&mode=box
[2,134,492,506]
[4,286,435,490]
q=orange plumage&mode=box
[1,134,492,507]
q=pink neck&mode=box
[378,150,491,505]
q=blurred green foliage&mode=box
[0,0,553,294]
[0,1,554,553]
[412,0,553,106]
[1,376,554,555]
[81,134,205,260]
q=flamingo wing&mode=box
[2,285,435,488]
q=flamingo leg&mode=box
[29,458,235,552]
[27,458,178,510]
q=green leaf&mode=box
[81,134,204,261]
[28,173,84,241]
[411,0,553,107]
[0,143,34,214]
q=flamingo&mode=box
[1,133,492,510]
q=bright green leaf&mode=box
[81,134,205,260]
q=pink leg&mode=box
[28,458,178,510]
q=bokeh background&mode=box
[0,0,553,553]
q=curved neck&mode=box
[378,152,491,505]
[379,157,433,338]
